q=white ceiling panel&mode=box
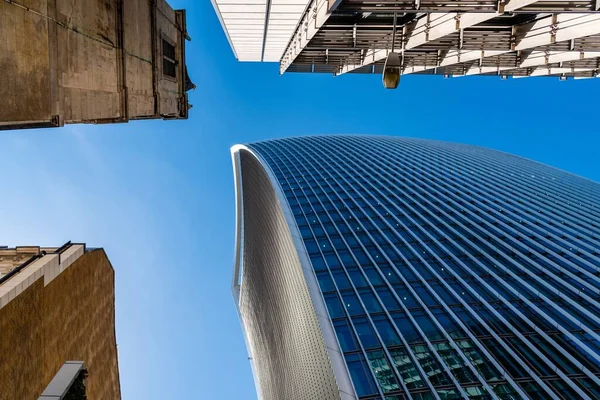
[212,0,311,61]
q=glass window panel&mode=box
[412,310,444,341]
[300,225,313,239]
[376,287,402,311]
[311,225,325,237]
[529,334,579,375]
[318,237,333,251]
[331,235,347,251]
[325,223,338,235]
[332,270,353,290]
[576,378,600,398]
[359,288,383,313]
[491,383,520,399]
[548,380,580,399]
[480,338,528,379]
[373,314,403,347]
[518,381,554,400]
[311,255,328,272]
[341,291,365,316]
[463,386,488,398]
[324,292,345,319]
[456,340,502,382]
[411,392,435,400]
[305,239,319,254]
[431,308,467,340]
[393,284,419,308]
[414,285,440,307]
[345,353,379,397]
[380,266,402,284]
[391,313,422,344]
[364,267,384,285]
[353,316,381,349]
[453,306,488,337]
[316,271,335,292]
[388,347,425,389]
[338,251,356,267]
[411,345,453,386]
[347,267,368,288]
[354,249,372,264]
[333,319,360,352]
[429,282,458,305]
[506,337,554,376]
[433,342,477,384]
[367,350,401,393]
[325,253,342,269]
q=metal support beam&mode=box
[279,0,338,73]
[511,66,598,78]
[516,13,600,50]
[454,50,600,76]
[528,66,597,76]
[414,13,600,75]
[334,0,541,76]
[520,50,600,67]
[455,66,515,76]
[336,10,509,75]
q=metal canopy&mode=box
[283,3,600,79]
[214,0,600,79]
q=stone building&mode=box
[0,243,121,400]
[1,0,193,130]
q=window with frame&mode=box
[162,38,176,78]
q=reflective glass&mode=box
[246,136,600,399]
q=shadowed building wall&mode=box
[0,244,120,400]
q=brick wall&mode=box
[0,249,121,400]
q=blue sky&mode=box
[1,0,599,399]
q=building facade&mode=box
[0,243,121,400]
[232,135,600,400]
[212,0,600,80]
[1,0,193,130]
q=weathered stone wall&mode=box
[0,0,188,128]
[0,249,121,400]
[0,0,52,124]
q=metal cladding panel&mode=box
[235,149,342,400]
[211,0,309,61]
[243,135,600,400]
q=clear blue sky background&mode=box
[1,1,599,398]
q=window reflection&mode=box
[367,350,401,393]
[389,348,426,390]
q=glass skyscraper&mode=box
[231,135,600,400]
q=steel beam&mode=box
[279,0,338,73]
[334,0,541,76]
[520,50,600,67]
[516,14,600,50]
[336,11,512,75]
[528,66,597,76]
[452,50,600,75]
[411,13,600,74]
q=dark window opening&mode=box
[162,39,176,78]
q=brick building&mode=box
[0,243,121,400]
[0,0,193,130]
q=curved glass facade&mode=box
[234,135,600,400]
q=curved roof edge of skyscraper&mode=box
[230,143,358,400]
